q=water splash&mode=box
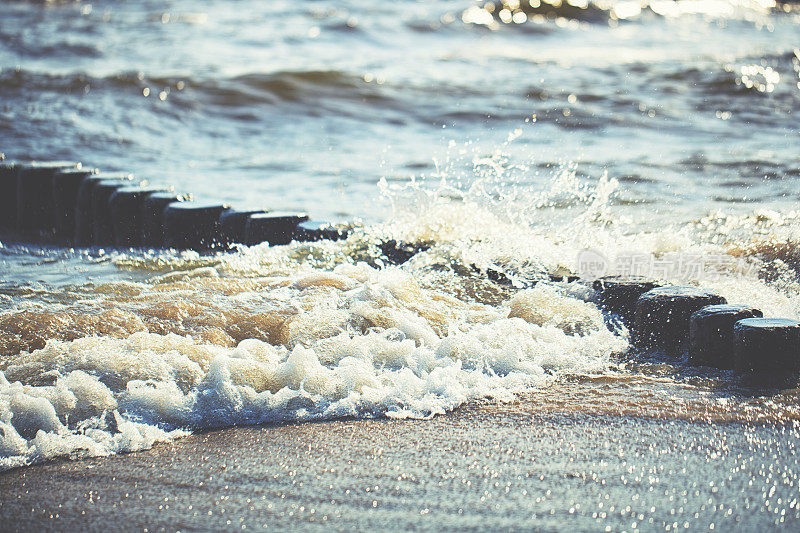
[3,130,800,469]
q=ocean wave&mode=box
[4,50,795,135]
[197,70,392,107]
[600,51,800,127]
[3,167,800,468]
[461,0,796,29]
[0,265,625,470]
[0,67,544,127]
[0,68,389,103]
[660,60,792,99]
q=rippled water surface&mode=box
[3,0,798,221]
[1,2,800,520]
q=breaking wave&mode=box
[3,158,800,470]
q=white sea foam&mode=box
[3,156,800,469]
[0,258,628,470]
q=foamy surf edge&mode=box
[0,270,626,470]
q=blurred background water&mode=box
[2,0,798,226]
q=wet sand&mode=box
[1,377,799,532]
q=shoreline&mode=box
[1,380,799,532]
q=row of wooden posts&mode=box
[594,278,800,387]
[1,159,797,386]
[0,160,347,250]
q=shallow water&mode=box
[1,0,800,485]
[2,403,799,532]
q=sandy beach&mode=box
[2,377,798,532]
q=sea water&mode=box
[1,0,799,471]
